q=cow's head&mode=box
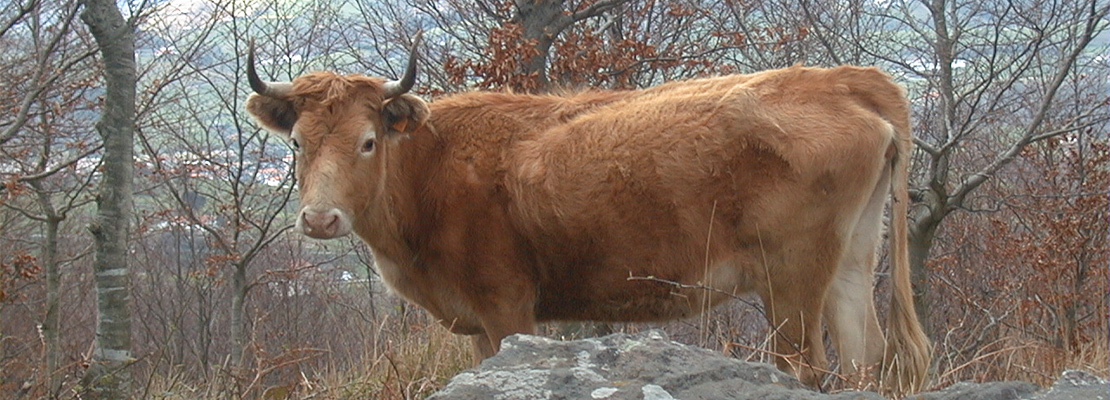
[244,35,429,239]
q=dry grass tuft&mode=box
[305,314,473,400]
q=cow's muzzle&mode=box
[298,207,352,239]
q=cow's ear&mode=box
[382,94,430,135]
[246,94,297,138]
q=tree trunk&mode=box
[1063,256,1091,351]
[514,0,569,90]
[512,0,626,90]
[31,180,64,398]
[41,214,62,397]
[908,209,942,335]
[197,284,213,372]
[79,0,135,397]
[230,262,248,367]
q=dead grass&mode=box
[927,333,1109,390]
[131,312,472,400]
[306,314,473,400]
[106,299,1110,399]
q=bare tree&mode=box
[885,0,1106,326]
[0,0,102,396]
[78,0,136,396]
[133,0,356,377]
[400,0,633,91]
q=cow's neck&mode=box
[353,127,441,268]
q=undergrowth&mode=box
[29,299,1109,399]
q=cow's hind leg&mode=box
[823,178,888,379]
[757,244,838,387]
[760,287,829,387]
[823,263,884,376]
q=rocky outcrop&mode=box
[429,331,1106,400]
[907,369,1106,400]
[1031,370,1107,400]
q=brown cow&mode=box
[244,40,931,392]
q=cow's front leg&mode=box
[468,284,538,361]
[468,322,535,364]
[470,334,497,364]
[472,309,536,360]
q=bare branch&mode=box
[17,144,104,183]
[950,2,1109,206]
[914,138,941,157]
[0,1,85,146]
[569,0,628,24]
[0,0,35,38]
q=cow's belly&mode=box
[533,256,757,323]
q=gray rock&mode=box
[906,381,1039,400]
[908,370,1109,400]
[1035,370,1108,400]
[429,330,882,400]
[428,331,1108,400]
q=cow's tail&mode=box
[883,95,932,394]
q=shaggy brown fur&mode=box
[246,65,931,393]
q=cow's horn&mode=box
[247,38,293,97]
[382,31,422,99]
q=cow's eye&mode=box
[362,139,376,153]
[290,138,300,151]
